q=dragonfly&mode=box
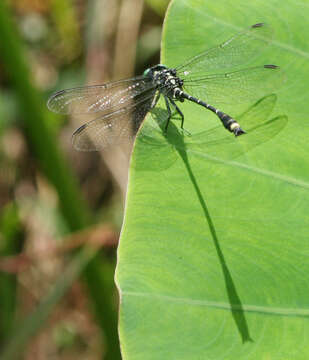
[47,23,283,151]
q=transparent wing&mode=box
[182,95,288,160]
[187,115,288,161]
[72,92,156,151]
[176,23,272,77]
[47,76,155,115]
[182,65,284,107]
[133,95,287,166]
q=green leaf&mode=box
[116,0,309,358]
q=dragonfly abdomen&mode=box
[178,91,246,137]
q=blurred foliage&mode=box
[0,0,166,358]
[145,0,170,15]
[0,204,24,345]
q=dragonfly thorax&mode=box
[144,64,184,99]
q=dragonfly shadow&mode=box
[177,144,254,344]
[137,94,288,343]
[133,107,179,171]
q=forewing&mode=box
[176,23,272,77]
[182,65,284,107]
[47,76,155,115]
[72,93,156,151]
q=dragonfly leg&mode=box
[151,91,161,109]
[164,95,172,131]
[169,98,184,128]
[169,98,191,136]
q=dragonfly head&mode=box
[143,64,168,79]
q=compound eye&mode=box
[171,69,177,76]
[143,68,151,77]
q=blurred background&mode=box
[0,0,169,358]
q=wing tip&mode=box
[72,124,99,151]
[264,64,279,69]
[252,23,265,28]
[73,124,87,136]
[47,89,67,113]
